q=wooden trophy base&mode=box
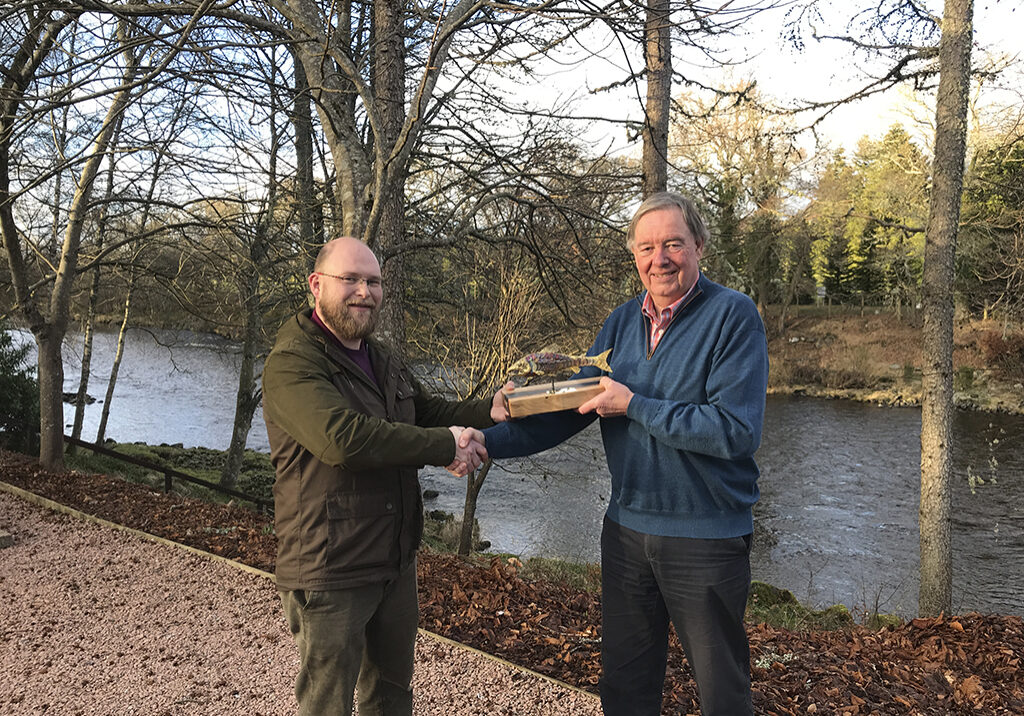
[502,376,605,418]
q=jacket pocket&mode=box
[393,372,416,423]
[325,491,398,572]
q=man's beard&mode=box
[321,300,379,342]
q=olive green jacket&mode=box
[262,308,494,590]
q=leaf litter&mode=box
[2,448,1022,715]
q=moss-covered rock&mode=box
[746,581,855,631]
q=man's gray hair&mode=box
[626,192,710,250]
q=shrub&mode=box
[823,345,877,389]
[978,330,1024,380]
[0,324,39,453]
[954,365,975,391]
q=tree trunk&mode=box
[35,328,66,468]
[68,295,95,454]
[97,272,135,444]
[220,334,260,489]
[0,12,72,467]
[371,0,409,350]
[641,0,671,198]
[71,122,122,451]
[223,50,281,488]
[221,257,264,489]
[459,460,491,556]
[292,58,322,272]
[292,59,319,268]
[919,0,973,618]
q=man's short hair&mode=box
[313,236,376,273]
[626,192,710,250]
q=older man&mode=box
[470,192,768,715]
[262,236,498,716]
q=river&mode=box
[8,327,1024,617]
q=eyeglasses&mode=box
[633,240,690,257]
[317,272,383,289]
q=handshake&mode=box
[443,382,512,477]
[446,427,487,477]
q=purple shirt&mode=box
[311,310,378,385]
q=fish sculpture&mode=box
[507,348,612,378]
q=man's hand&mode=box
[577,376,634,418]
[490,382,514,423]
[458,427,486,453]
[447,426,488,476]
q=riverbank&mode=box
[768,308,1024,415]
[2,448,1023,715]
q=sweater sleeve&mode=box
[482,407,596,459]
[262,344,456,470]
[626,317,769,460]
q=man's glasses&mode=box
[317,272,383,289]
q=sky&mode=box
[524,2,1023,158]
[743,1,1023,150]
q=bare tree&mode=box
[69,115,124,453]
[919,0,973,618]
[0,11,198,469]
[642,0,672,196]
[787,0,979,616]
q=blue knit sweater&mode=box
[484,274,769,539]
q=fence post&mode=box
[164,471,173,494]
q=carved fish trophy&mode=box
[502,348,612,418]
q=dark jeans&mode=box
[279,560,419,716]
[599,517,753,716]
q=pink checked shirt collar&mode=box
[641,277,700,353]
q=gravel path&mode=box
[0,490,601,715]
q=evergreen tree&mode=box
[0,324,39,453]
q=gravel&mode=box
[0,490,602,715]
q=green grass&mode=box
[746,581,861,631]
[64,441,275,509]
[517,555,603,593]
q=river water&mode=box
[9,327,1024,617]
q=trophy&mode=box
[501,349,611,418]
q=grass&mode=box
[510,554,603,593]
[63,441,275,510]
[745,581,858,631]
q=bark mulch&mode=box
[2,448,1022,715]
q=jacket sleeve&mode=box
[625,313,769,460]
[409,373,495,430]
[262,343,456,470]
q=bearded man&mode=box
[262,236,502,716]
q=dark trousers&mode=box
[599,517,753,716]
[279,560,419,716]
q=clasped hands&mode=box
[445,382,514,477]
[446,426,487,477]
